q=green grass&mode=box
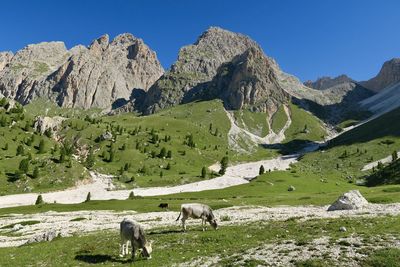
[0,220,40,229]
[284,103,327,142]
[0,216,399,266]
[233,109,269,137]
[363,248,400,267]
[271,105,287,133]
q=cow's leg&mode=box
[119,239,125,257]
[181,218,186,231]
[131,244,136,261]
[125,241,129,255]
[201,217,205,231]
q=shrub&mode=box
[19,158,30,174]
[16,144,25,156]
[38,139,46,154]
[35,194,44,205]
[166,163,171,170]
[85,147,95,169]
[259,165,265,175]
[128,191,135,200]
[201,166,207,178]
[158,147,167,158]
[32,166,39,179]
[85,192,91,202]
[219,156,229,175]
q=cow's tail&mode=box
[175,211,182,221]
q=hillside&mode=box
[328,106,400,147]
[360,81,400,115]
[366,158,400,186]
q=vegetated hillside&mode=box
[284,103,326,143]
[328,106,400,147]
[0,98,87,195]
[366,158,400,186]
[233,109,269,137]
[2,97,281,194]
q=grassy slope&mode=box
[366,159,400,186]
[285,103,327,142]
[0,216,399,266]
[271,104,287,133]
[0,100,87,195]
[233,109,269,137]
[329,106,400,147]
[2,99,278,193]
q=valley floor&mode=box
[2,203,400,248]
[0,154,297,208]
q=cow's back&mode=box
[181,203,209,219]
[120,219,136,241]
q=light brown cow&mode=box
[176,203,218,231]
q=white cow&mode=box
[176,203,218,231]
[119,218,153,260]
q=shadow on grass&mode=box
[75,254,148,264]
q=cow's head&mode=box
[209,219,218,230]
[142,240,153,259]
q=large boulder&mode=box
[327,190,368,211]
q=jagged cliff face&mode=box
[0,42,70,103]
[183,46,288,113]
[0,34,164,110]
[361,58,400,92]
[47,34,163,109]
[142,27,261,114]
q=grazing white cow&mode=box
[176,203,218,231]
[119,218,153,260]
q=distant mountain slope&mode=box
[361,58,400,92]
[360,81,400,115]
[328,106,400,146]
[304,75,354,90]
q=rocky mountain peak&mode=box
[89,34,110,51]
[361,58,400,92]
[142,27,262,114]
[0,33,164,109]
[183,45,288,113]
[304,74,354,90]
[46,33,164,109]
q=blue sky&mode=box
[0,0,398,81]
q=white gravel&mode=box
[1,203,400,248]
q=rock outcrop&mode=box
[361,58,400,92]
[304,75,354,90]
[141,27,261,114]
[327,190,368,211]
[0,34,164,110]
[34,116,66,135]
